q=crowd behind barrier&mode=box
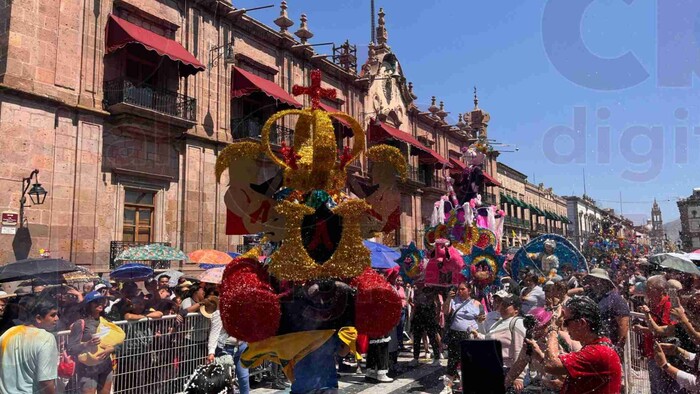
[53,313,271,394]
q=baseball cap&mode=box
[83,291,106,304]
[494,290,514,300]
[94,284,108,292]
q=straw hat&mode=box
[200,296,219,319]
[0,291,16,300]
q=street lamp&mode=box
[19,169,48,227]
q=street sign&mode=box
[1,227,17,235]
[1,212,18,226]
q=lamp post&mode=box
[19,169,48,227]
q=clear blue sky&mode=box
[236,0,700,223]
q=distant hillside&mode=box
[664,218,682,242]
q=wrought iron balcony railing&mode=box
[104,78,196,122]
[231,118,294,146]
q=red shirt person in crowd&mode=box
[529,296,622,394]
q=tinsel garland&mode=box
[219,257,281,342]
[214,141,262,182]
[366,145,407,180]
[268,199,371,281]
[351,268,402,337]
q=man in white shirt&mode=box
[0,295,60,394]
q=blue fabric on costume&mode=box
[291,336,341,394]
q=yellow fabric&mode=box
[241,327,359,382]
[337,326,362,361]
[78,317,125,366]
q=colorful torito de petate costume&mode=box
[214,70,403,393]
[422,146,505,302]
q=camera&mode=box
[523,315,538,356]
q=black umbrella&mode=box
[0,258,79,283]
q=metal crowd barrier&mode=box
[55,313,271,394]
[624,311,651,394]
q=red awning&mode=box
[370,121,450,166]
[105,15,205,76]
[318,102,353,136]
[231,67,302,108]
[449,157,467,171]
[483,171,502,187]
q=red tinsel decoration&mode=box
[292,69,336,110]
[280,142,301,170]
[219,259,281,342]
[338,146,353,168]
[352,268,402,337]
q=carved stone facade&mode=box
[678,189,700,250]
[0,3,534,268]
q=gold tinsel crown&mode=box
[261,70,365,193]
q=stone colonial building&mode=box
[678,188,700,250]
[0,1,510,270]
[565,195,635,250]
[495,162,569,248]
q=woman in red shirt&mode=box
[527,296,622,394]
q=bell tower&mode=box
[651,199,665,252]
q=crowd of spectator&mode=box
[3,255,700,393]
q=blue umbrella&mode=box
[110,263,154,281]
[363,240,400,269]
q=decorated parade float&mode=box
[214,70,404,392]
[582,217,649,269]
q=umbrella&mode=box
[684,253,700,262]
[363,240,400,269]
[156,270,184,287]
[15,266,98,286]
[0,258,79,283]
[115,244,188,262]
[110,263,154,281]
[188,249,233,265]
[649,253,700,275]
[198,267,225,284]
[511,234,587,280]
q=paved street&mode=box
[250,350,450,394]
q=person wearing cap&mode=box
[472,289,527,389]
[528,296,622,394]
[67,291,115,394]
[204,295,251,394]
[93,283,109,297]
[582,268,630,355]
